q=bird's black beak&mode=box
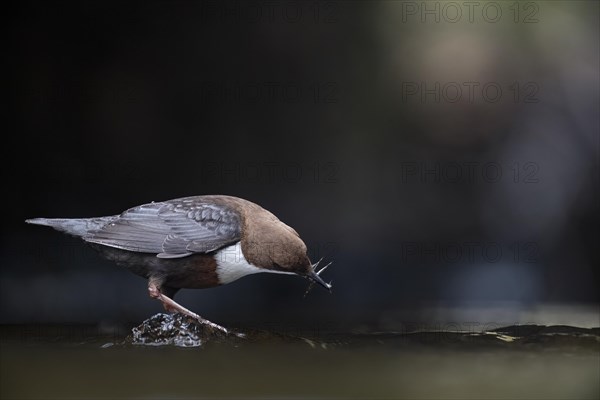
[308,270,332,292]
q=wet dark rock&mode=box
[491,325,600,350]
[127,313,324,348]
[348,325,600,351]
[493,324,600,336]
[129,313,240,347]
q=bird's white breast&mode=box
[214,242,294,284]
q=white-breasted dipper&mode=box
[26,195,332,332]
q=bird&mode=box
[26,195,332,333]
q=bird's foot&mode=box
[148,283,230,335]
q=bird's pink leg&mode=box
[147,281,229,334]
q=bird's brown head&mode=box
[241,219,332,292]
[270,245,332,292]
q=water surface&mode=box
[1,317,598,399]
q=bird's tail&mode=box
[25,217,116,237]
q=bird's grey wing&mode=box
[84,199,241,258]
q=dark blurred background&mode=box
[4,1,599,327]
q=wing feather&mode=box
[84,198,242,257]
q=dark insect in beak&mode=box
[304,258,333,297]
